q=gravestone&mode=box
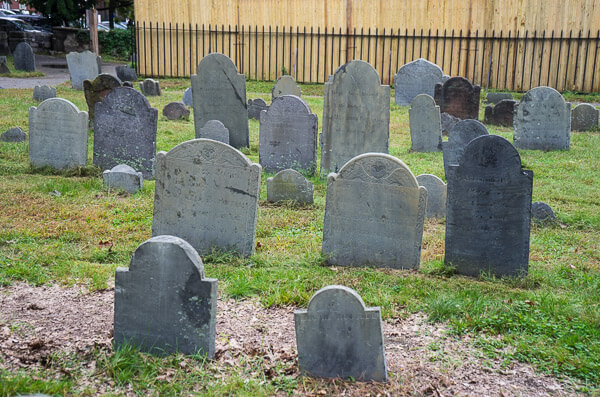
[139,78,161,96]
[409,94,442,152]
[29,98,88,169]
[531,201,556,223]
[247,98,269,120]
[394,58,444,106]
[182,87,193,106]
[192,53,249,148]
[320,60,390,176]
[442,119,489,177]
[416,174,447,219]
[322,153,427,269]
[197,120,230,144]
[123,81,133,88]
[294,285,387,382]
[103,164,143,194]
[13,42,35,72]
[571,103,598,131]
[259,95,318,173]
[1,127,26,142]
[83,73,122,119]
[445,135,533,277]
[33,85,56,101]
[514,86,571,150]
[152,139,261,257]
[0,56,9,74]
[272,75,301,99]
[266,169,314,205]
[484,99,517,127]
[114,235,218,356]
[434,76,481,119]
[440,112,460,135]
[486,92,513,104]
[163,102,190,120]
[115,65,137,82]
[66,51,102,90]
[93,87,158,178]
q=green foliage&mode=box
[98,28,132,59]
[21,0,97,25]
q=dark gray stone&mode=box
[531,201,556,223]
[66,51,102,90]
[440,112,461,135]
[409,94,442,152]
[13,42,35,72]
[445,135,533,277]
[182,87,193,106]
[83,73,122,119]
[267,169,314,204]
[394,58,444,106]
[1,127,26,142]
[272,75,301,99]
[0,56,9,74]
[114,235,217,356]
[486,92,513,104]
[442,119,489,178]
[484,99,517,127]
[294,285,387,382]
[163,102,190,120]
[416,174,447,219]
[103,164,143,194]
[571,103,599,131]
[33,85,56,101]
[123,81,133,88]
[115,65,137,82]
[434,77,481,120]
[197,120,230,144]
[247,98,269,120]
[139,78,161,96]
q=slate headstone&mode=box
[266,169,314,205]
[66,51,102,90]
[139,78,161,96]
[197,120,230,144]
[484,99,517,127]
[0,56,9,74]
[409,94,442,152]
[83,73,122,119]
[416,174,447,219]
[33,85,56,101]
[531,201,556,223]
[247,98,269,120]
[571,103,599,131]
[182,87,193,106]
[442,119,489,177]
[163,102,190,120]
[103,164,143,194]
[1,127,26,142]
[394,58,444,106]
[440,112,461,136]
[271,75,301,99]
[115,65,137,82]
[434,76,481,120]
[13,42,35,72]
[486,92,513,104]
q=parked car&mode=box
[12,15,53,32]
[0,9,18,16]
[0,17,41,33]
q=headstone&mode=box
[272,75,301,99]
[571,103,599,131]
[13,42,35,72]
[259,95,318,173]
[409,94,442,152]
[83,73,122,119]
[93,87,158,178]
[0,56,9,74]
[320,60,390,176]
[445,135,533,277]
[442,119,489,178]
[33,85,56,101]
[66,51,102,90]
[514,86,571,150]
[394,58,444,106]
[163,102,190,120]
[29,98,88,169]
[416,174,447,218]
[103,164,143,194]
[294,285,387,382]
[322,153,427,269]
[197,120,230,144]
[192,53,249,149]
[440,112,460,135]
[182,87,193,106]
[434,76,481,120]
[152,139,261,257]
[123,81,133,88]
[484,99,517,127]
[115,65,137,82]
[1,127,26,142]
[247,98,269,120]
[531,201,556,223]
[139,78,161,96]
[114,235,217,356]
[486,92,513,104]
[266,169,314,205]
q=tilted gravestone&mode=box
[197,120,229,144]
[139,78,161,96]
[409,94,442,152]
[247,98,269,120]
[33,85,56,101]
[484,99,517,127]
[445,135,533,277]
[103,164,143,194]
[442,119,489,178]
[531,201,556,223]
[1,127,26,142]
[163,102,190,120]
[267,169,314,205]
[294,285,387,382]
[13,42,35,72]
[416,174,447,219]
[114,235,218,356]
[571,103,599,131]
[182,87,193,106]
[272,75,301,99]
[0,56,9,74]
[394,58,444,106]
[259,95,318,173]
[66,51,102,90]
[434,76,481,120]
[93,87,158,178]
[152,139,261,257]
[83,73,122,119]
[320,60,390,176]
[514,86,571,150]
[29,98,88,169]
[192,53,249,148]
[322,153,427,269]
[486,92,513,104]
[115,65,137,82]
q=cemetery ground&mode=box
[0,78,599,396]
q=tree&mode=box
[20,0,97,26]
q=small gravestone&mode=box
[259,95,318,173]
[66,51,102,90]
[267,169,314,205]
[445,135,533,277]
[440,112,461,136]
[182,87,193,106]
[394,58,444,106]
[123,81,133,88]
[322,153,427,268]
[294,285,387,382]
[103,164,143,194]
[13,42,35,72]
[484,99,517,127]
[33,85,56,101]
[272,75,301,99]
[197,120,230,144]
[114,235,218,356]
[93,87,158,178]
[531,201,556,223]
[83,73,122,119]
[29,98,88,169]
[514,86,571,150]
[571,103,599,131]
[152,139,261,257]
[247,98,269,120]
[442,119,489,178]
[192,53,249,149]
[434,76,481,120]
[416,174,447,219]
[115,65,137,82]
[0,56,9,74]
[1,127,26,142]
[139,78,161,96]
[486,92,513,104]
[163,102,190,120]
[409,94,442,152]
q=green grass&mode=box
[0,55,45,78]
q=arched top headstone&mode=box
[330,60,383,89]
[448,119,489,145]
[198,120,230,144]
[458,135,523,175]
[66,50,102,90]
[332,153,418,188]
[99,86,154,114]
[83,73,122,119]
[571,103,598,131]
[417,173,446,189]
[272,75,301,99]
[394,58,443,105]
[197,52,239,74]
[416,174,447,218]
[129,235,205,276]
[266,168,314,204]
[306,285,367,313]
[265,94,312,116]
[13,42,35,72]
[164,138,257,170]
[34,97,83,115]
[411,93,437,108]
[520,86,565,106]
[434,76,481,119]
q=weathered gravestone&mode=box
[514,86,571,150]
[197,120,229,144]
[531,201,556,223]
[271,75,301,99]
[294,285,387,382]
[445,135,533,277]
[192,53,249,148]
[93,87,158,178]
[83,73,122,119]
[114,235,217,356]
[434,76,481,120]
[13,42,35,72]
[115,65,137,82]
[442,119,489,178]
[66,51,102,90]
[484,99,517,127]
[182,87,193,106]
[394,58,444,106]
[247,98,269,120]
[139,78,161,96]
[267,169,314,204]
[322,153,427,269]
[320,60,390,176]
[103,164,143,194]
[259,95,318,173]
[416,174,447,219]
[152,139,261,257]
[440,112,460,135]
[0,56,9,74]
[33,85,56,101]
[29,98,88,169]
[409,94,442,152]
[486,92,513,104]
[163,102,190,120]
[571,103,599,131]
[1,127,26,142]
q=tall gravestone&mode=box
[442,119,489,178]
[484,99,517,127]
[197,120,230,144]
[192,53,249,148]
[93,87,158,178]
[445,135,533,277]
[416,174,447,219]
[434,76,481,120]
[394,58,444,106]
[29,98,88,169]
[66,51,102,90]
[13,42,35,72]
[272,75,301,99]
[322,153,427,269]
[152,139,261,257]
[513,86,571,150]
[83,73,122,119]
[320,60,390,176]
[114,235,218,356]
[571,103,599,131]
[259,95,318,173]
[409,94,442,152]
